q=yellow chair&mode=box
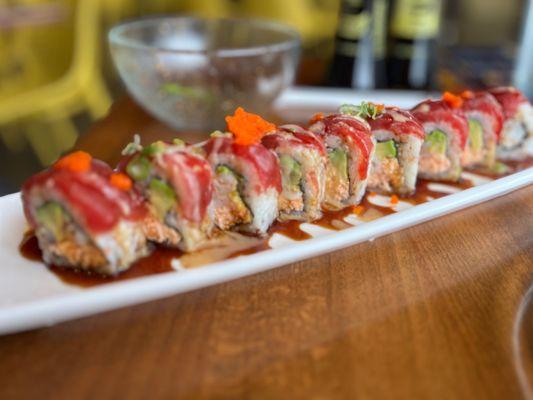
[0,0,74,97]
[0,0,112,164]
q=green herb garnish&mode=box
[339,101,384,119]
[141,141,167,157]
[121,134,143,156]
[210,130,232,138]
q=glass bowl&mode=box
[109,17,300,131]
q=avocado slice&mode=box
[375,140,397,160]
[216,165,235,177]
[492,161,509,174]
[126,155,152,182]
[426,130,447,154]
[148,178,177,220]
[141,141,167,157]
[36,201,68,240]
[468,119,483,152]
[328,148,348,181]
[279,154,302,192]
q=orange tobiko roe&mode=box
[225,107,276,145]
[442,91,464,108]
[309,112,324,125]
[352,205,365,215]
[460,90,474,99]
[54,151,92,173]
[109,172,132,191]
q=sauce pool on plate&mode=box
[19,158,531,288]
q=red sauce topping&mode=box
[367,107,426,140]
[262,125,327,157]
[411,99,469,149]
[22,160,147,233]
[159,150,213,223]
[488,86,529,120]
[461,91,504,140]
[203,137,282,193]
[311,114,374,180]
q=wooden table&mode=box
[1,99,532,399]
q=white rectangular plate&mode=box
[0,88,532,335]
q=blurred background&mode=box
[0,0,531,195]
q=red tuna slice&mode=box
[203,137,282,194]
[311,114,374,180]
[367,107,425,140]
[158,150,213,223]
[22,160,147,234]
[461,91,504,140]
[262,125,327,157]
[411,99,469,149]
[488,86,529,120]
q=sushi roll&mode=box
[366,106,425,195]
[122,139,214,252]
[411,93,468,181]
[488,87,533,160]
[203,108,281,234]
[22,151,148,275]
[460,90,503,169]
[261,125,327,221]
[309,106,375,210]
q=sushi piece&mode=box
[122,139,214,252]
[309,106,375,210]
[22,151,148,275]
[261,125,327,221]
[460,90,503,169]
[203,108,281,234]
[365,106,425,195]
[488,86,533,160]
[411,93,468,181]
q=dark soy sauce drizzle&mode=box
[404,178,474,205]
[19,232,178,287]
[19,158,531,287]
[403,180,446,205]
[315,207,358,230]
[19,234,41,261]
[360,196,397,216]
[270,219,312,240]
[228,220,312,258]
[227,240,271,259]
[504,158,533,173]
[447,178,476,190]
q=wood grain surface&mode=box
[0,99,532,400]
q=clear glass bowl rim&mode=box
[108,16,301,58]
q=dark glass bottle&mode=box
[328,0,388,89]
[387,0,442,89]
